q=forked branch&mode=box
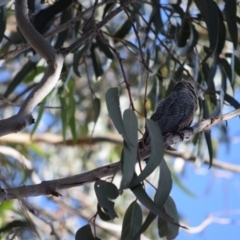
[0,0,64,137]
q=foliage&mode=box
[0,0,240,239]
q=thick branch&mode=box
[0,109,240,201]
[0,0,64,137]
[15,0,55,60]
[0,162,120,201]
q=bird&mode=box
[139,80,198,155]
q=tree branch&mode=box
[0,109,240,202]
[0,0,64,137]
[0,0,114,60]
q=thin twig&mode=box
[92,20,135,110]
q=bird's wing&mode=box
[151,92,195,135]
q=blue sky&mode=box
[171,89,240,240]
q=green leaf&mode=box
[0,6,6,42]
[151,0,163,34]
[122,40,140,55]
[91,45,103,79]
[214,2,226,55]
[158,196,179,240]
[59,93,68,142]
[92,97,101,124]
[224,0,237,49]
[4,60,38,97]
[224,93,240,109]
[96,36,114,60]
[121,201,142,240]
[225,53,240,76]
[114,19,132,41]
[94,180,119,219]
[73,44,90,77]
[75,224,101,240]
[219,58,232,85]
[102,3,115,19]
[0,220,27,233]
[154,160,172,209]
[23,66,45,83]
[97,204,111,221]
[173,23,198,57]
[194,0,220,61]
[204,132,213,168]
[130,119,164,187]
[203,62,217,106]
[54,8,71,49]
[130,183,175,223]
[133,160,172,239]
[120,109,138,190]
[30,98,46,137]
[69,82,77,144]
[105,88,130,143]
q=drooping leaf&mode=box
[224,93,240,109]
[173,23,198,57]
[30,98,47,137]
[204,131,213,168]
[121,201,142,240]
[194,0,220,61]
[130,183,175,223]
[96,35,114,60]
[219,58,232,85]
[202,99,213,167]
[68,82,77,144]
[91,45,103,79]
[154,160,172,209]
[59,88,68,141]
[120,109,138,190]
[220,64,227,94]
[158,196,179,240]
[130,119,164,187]
[224,0,237,49]
[92,97,101,124]
[102,3,115,19]
[97,204,111,221]
[151,0,163,34]
[122,40,140,55]
[75,224,101,240]
[73,44,90,77]
[0,220,28,233]
[4,60,38,97]
[23,66,45,83]
[203,62,217,106]
[225,53,240,77]
[105,88,130,143]
[114,19,132,41]
[0,6,6,42]
[94,180,119,219]
[54,8,71,49]
[214,1,226,56]
[133,160,172,239]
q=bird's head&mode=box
[172,80,197,95]
[172,80,198,110]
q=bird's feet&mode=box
[175,127,193,140]
[171,131,185,141]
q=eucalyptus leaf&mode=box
[120,109,138,190]
[121,201,142,240]
[130,119,164,187]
